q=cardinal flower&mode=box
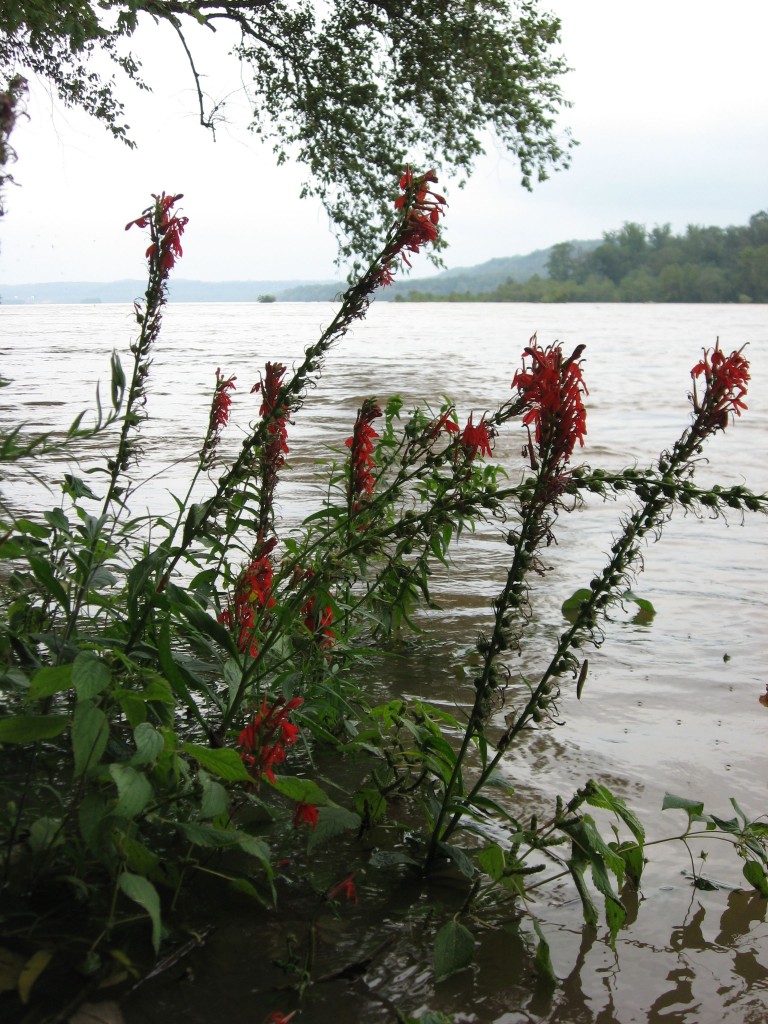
[237,695,304,784]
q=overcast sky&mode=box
[1,0,766,284]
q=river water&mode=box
[1,301,767,1023]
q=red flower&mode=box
[345,398,382,514]
[328,872,358,904]
[219,540,277,656]
[460,414,494,461]
[292,801,319,830]
[512,339,588,468]
[126,192,188,277]
[266,1013,296,1024]
[203,368,236,465]
[691,341,749,431]
[372,167,447,288]
[237,695,304,784]
[424,407,460,442]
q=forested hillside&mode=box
[399,212,768,303]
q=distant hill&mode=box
[0,240,600,305]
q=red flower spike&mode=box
[372,167,447,290]
[219,542,278,657]
[203,368,237,465]
[690,341,749,431]
[126,192,188,279]
[346,398,382,514]
[292,801,319,830]
[237,696,304,784]
[512,338,588,469]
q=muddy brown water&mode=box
[1,302,766,1022]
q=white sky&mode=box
[1,0,767,284]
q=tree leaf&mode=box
[434,919,475,981]
[118,873,162,953]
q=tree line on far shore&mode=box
[397,211,768,303]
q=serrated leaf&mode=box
[0,714,68,744]
[109,764,154,819]
[27,663,73,701]
[306,806,361,852]
[662,793,704,817]
[131,723,165,766]
[434,919,475,981]
[181,743,251,782]
[586,782,645,845]
[73,653,112,700]
[118,873,162,953]
[72,701,109,776]
[199,773,229,818]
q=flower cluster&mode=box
[219,539,277,656]
[292,801,319,830]
[203,368,236,466]
[237,695,303,783]
[346,398,382,514]
[374,168,447,287]
[691,341,749,433]
[512,339,588,469]
[302,595,335,648]
[125,192,189,276]
[460,414,494,462]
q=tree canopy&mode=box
[0,0,573,262]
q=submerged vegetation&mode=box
[1,170,767,1023]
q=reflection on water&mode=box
[2,302,767,1022]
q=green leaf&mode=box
[306,805,361,852]
[437,841,475,879]
[433,919,475,981]
[28,817,63,853]
[27,664,73,701]
[586,782,645,845]
[119,873,162,953]
[269,775,330,806]
[476,843,505,882]
[561,588,593,621]
[72,700,109,776]
[181,743,251,782]
[28,556,69,609]
[110,764,154,819]
[743,860,768,897]
[72,652,112,700]
[200,773,229,819]
[532,918,557,987]
[662,793,705,817]
[180,604,238,657]
[131,722,165,766]
[63,474,100,501]
[0,714,68,744]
